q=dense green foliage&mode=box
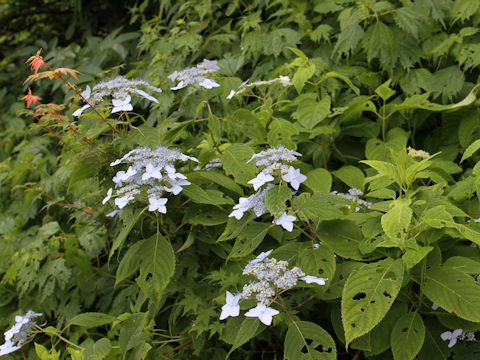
[1,0,480,359]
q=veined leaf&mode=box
[460,139,480,163]
[292,64,315,93]
[381,198,412,242]
[109,207,147,260]
[265,185,292,218]
[303,168,332,193]
[135,234,175,302]
[284,321,337,359]
[268,118,299,148]
[332,165,365,190]
[342,258,404,347]
[68,313,116,328]
[226,318,261,358]
[228,222,271,259]
[423,266,480,322]
[297,96,331,129]
[316,220,363,259]
[391,312,425,360]
[220,144,256,185]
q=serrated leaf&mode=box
[332,165,365,190]
[268,118,299,148]
[109,207,147,260]
[423,205,453,228]
[303,168,332,193]
[423,266,480,322]
[342,258,404,347]
[429,66,464,101]
[220,144,256,185]
[375,79,396,102]
[333,24,364,58]
[83,338,112,360]
[284,321,337,359]
[391,312,425,360]
[298,246,336,291]
[381,198,412,241]
[135,233,175,302]
[293,64,315,93]
[265,185,292,218]
[228,222,271,259]
[297,96,331,129]
[227,318,261,357]
[460,139,480,162]
[68,313,116,328]
[182,183,233,206]
[363,22,396,70]
[316,220,364,259]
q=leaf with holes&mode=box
[423,266,480,322]
[391,312,425,360]
[228,222,271,259]
[284,321,336,360]
[342,258,404,348]
[135,234,175,302]
[298,245,336,292]
[316,220,364,260]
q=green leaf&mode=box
[423,266,480,322]
[226,318,260,357]
[332,165,365,190]
[460,139,480,162]
[321,71,360,95]
[268,118,299,148]
[363,22,396,70]
[443,256,480,274]
[297,96,331,129]
[68,312,116,328]
[293,64,315,93]
[284,321,337,359]
[381,198,412,241]
[316,220,364,259]
[361,160,400,184]
[265,185,292,218]
[194,171,244,195]
[119,313,149,356]
[228,222,271,259]
[375,79,396,102]
[115,240,144,286]
[83,338,112,360]
[429,66,464,101]
[109,207,147,260]
[303,168,332,193]
[182,183,233,206]
[333,24,364,58]
[135,234,175,302]
[298,245,336,291]
[423,205,453,228]
[221,144,256,185]
[391,312,425,360]
[342,258,404,347]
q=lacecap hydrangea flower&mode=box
[330,188,371,212]
[229,145,307,231]
[226,76,292,99]
[73,76,162,116]
[219,250,327,326]
[0,310,42,356]
[103,146,198,214]
[168,59,220,90]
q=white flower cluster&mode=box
[226,76,292,99]
[440,328,476,348]
[73,76,162,116]
[229,146,307,231]
[168,59,220,90]
[330,188,372,212]
[0,310,41,356]
[194,157,223,171]
[219,250,327,326]
[103,146,198,215]
[407,146,430,159]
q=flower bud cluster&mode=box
[226,76,292,99]
[73,76,162,116]
[219,250,327,326]
[407,146,430,159]
[229,146,307,231]
[0,310,42,356]
[168,59,220,90]
[103,146,198,214]
[330,188,372,212]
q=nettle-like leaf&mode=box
[423,265,480,322]
[265,185,292,218]
[391,312,425,360]
[341,258,404,347]
[284,321,337,360]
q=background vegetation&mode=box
[1,0,480,359]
